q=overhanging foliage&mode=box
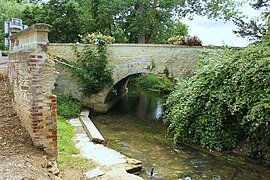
[163,42,270,159]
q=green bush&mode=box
[133,74,173,93]
[163,42,270,159]
[57,96,81,118]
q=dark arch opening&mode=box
[104,72,172,109]
[105,74,136,104]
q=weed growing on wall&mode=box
[163,66,177,83]
[163,42,270,160]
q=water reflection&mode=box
[91,86,270,179]
[110,87,164,122]
[154,99,163,121]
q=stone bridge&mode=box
[49,43,207,112]
[7,23,213,157]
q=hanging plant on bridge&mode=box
[71,33,115,96]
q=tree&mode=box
[124,0,241,43]
[21,0,242,44]
[22,0,82,43]
[233,0,270,41]
[0,0,28,50]
[80,0,241,43]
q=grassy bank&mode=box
[57,96,96,170]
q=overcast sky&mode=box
[181,1,262,47]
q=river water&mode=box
[91,86,270,180]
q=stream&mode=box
[90,85,270,180]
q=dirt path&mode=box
[0,68,56,179]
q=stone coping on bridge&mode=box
[49,43,223,49]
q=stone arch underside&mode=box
[88,71,165,112]
[105,72,167,103]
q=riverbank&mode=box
[68,117,143,179]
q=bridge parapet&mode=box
[49,43,207,112]
[8,24,58,158]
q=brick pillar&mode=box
[8,24,58,158]
[29,54,58,157]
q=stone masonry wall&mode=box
[8,24,58,158]
[48,43,207,112]
[49,44,206,81]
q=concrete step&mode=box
[79,110,105,144]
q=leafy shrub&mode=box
[132,74,173,94]
[71,33,113,96]
[57,96,81,118]
[163,42,270,159]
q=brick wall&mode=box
[8,24,58,158]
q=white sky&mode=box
[181,1,262,47]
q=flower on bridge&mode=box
[168,35,202,46]
[79,32,115,45]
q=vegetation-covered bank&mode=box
[57,96,95,171]
[163,42,270,161]
[130,74,174,94]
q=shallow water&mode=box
[91,86,270,179]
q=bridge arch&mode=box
[49,43,207,112]
[104,72,167,106]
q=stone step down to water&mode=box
[79,110,105,143]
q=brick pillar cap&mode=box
[10,23,52,40]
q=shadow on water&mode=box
[90,85,270,180]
